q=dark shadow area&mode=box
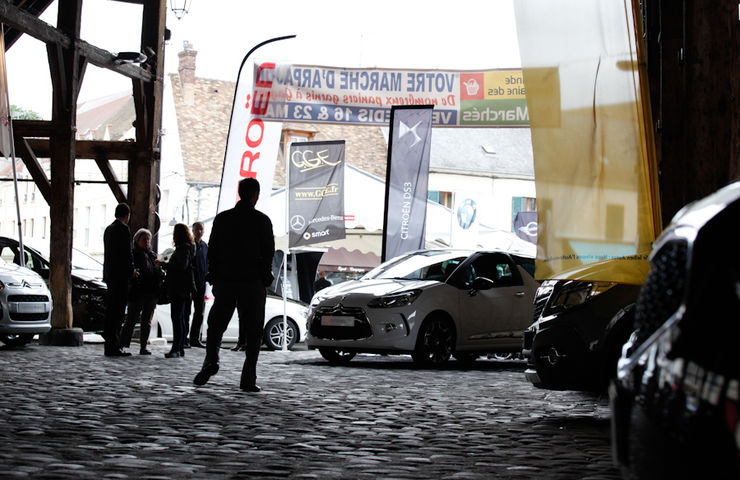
[288,354,528,373]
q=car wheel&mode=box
[319,347,356,365]
[0,333,34,347]
[412,316,454,366]
[263,317,297,350]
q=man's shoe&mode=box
[240,384,261,393]
[190,339,205,348]
[184,339,191,349]
[139,349,152,355]
[105,349,131,357]
[194,362,219,386]
[164,351,181,358]
[230,343,244,352]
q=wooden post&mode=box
[46,0,85,329]
[128,1,166,239]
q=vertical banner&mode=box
[514,211,538,244]
[218,38,295,214]
[288,140,346,247]
[0,31,11,157]
[382,105,433,262]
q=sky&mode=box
[4,0,521,118]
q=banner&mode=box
[513,211,538,244]
[251,63,528,127]
[288,140,346,247]
[0,32,11,157]
[217,58,283,214]
[382,106,433,262]
[514,0,661,284]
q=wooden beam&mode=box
[24,138,141,159]
[94,156,128,205]
[14,137,51,204]
[11,119,53,137]
[0,1,153,82]
[46,0,84,330]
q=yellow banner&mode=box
[514,0,661,285]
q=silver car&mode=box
[306,249,538,365]
[0,257,52,347]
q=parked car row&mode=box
[0,237,107,332]
[153,291,309,351]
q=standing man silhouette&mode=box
[103,203,135,357]
[185,221,208,348]
[194,178,274,392]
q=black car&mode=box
[611,181,740,478]
[523,262,641,391]
[0,237,107,332]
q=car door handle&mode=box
[515,292,526,297]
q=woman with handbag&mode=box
[120,228,162,355]
[163,223,196,358]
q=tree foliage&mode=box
[10,104,42,120]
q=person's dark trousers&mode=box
[103,281,128,354]
[120,292,158,350]
[204,279,266,385]
[170,294,189,354]
[186,283,206,343]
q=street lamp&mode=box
[170,0,192,20]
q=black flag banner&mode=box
[382,105,433,262]
[288,140,346,247]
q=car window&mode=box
[0,246,14,264]
[456,253,522,289]
[363,251,469,280]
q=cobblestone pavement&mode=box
[0,342,621,479]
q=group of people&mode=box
[102,177,274,393]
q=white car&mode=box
[0,257,52,346]
[306,249,538,365]
[153,292,309,350]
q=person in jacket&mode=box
[102,203,135,357]
[185,221,208,348]
[120,228,161,355]
[193,177,274,392]
[164,223,196,358]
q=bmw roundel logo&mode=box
[456,198,477,230]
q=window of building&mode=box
[428,190,453,209]
[511,196,537,231]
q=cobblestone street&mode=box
[0,342,620,479]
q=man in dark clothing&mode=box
[185,221,208,348]
[103,203,135,357]
[314,270,332,292]
[194,178,274,392]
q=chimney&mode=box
[178,41,197,105]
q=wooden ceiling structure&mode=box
[0,0,165,330]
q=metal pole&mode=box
[9,116,23,260]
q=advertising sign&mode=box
[288,140,346,247]
[217,58,283,214]
[382,106,433,262]
[251,63,528,127]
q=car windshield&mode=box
[362,251,469,281]
[70,248,103,271]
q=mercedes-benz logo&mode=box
[290,215,306,232]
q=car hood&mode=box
[316,278,435,299]
[0,262,45,284]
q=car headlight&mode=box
[367,289,421,308]
[549,281,614,312]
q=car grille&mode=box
[532,296,547,322]
[8,295,49,302]
[7,294,50,321]
[310,305,372,340]
[633,239,687,342]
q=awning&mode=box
[318,246,381,273]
